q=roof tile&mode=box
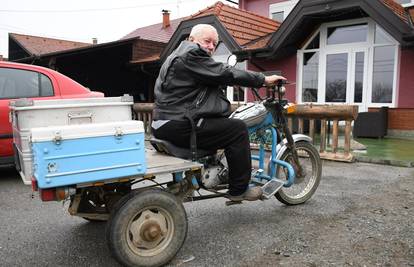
[10,33,91,56]
[380,0,409,23]
[189,1,280,47]
[121,17,185,43]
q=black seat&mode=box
[150,137,216,160]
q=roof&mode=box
[121,17,185,43]
[380,0,410,23]
[190,1,280,47]
[9,33,91,56]
[236,0,414,60]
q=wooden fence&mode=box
[133,103,358,162]
[288,104,358,162]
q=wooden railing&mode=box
[288,104,358,162]
[133,103,358,162]
[133,103,154,135]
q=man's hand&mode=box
[264,75,287,86]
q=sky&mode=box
[0,0,238,58]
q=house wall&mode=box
[240,0,286,16]
[246,55,297,102]
[398,49,414,108]
[369,108,414,130]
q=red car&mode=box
[0,61,103,166]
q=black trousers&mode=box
[153,118,251,196]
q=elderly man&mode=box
[152,24,285,201]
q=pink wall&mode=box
[240,0,287,16]
[247,55,298,102]
[398,49,414,108]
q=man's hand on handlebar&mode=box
[264,75,287,87]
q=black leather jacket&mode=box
[153,41,265,121]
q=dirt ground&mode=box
[241,163,414,267]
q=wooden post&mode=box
[288,117,293,132]
[320,119,326,153]
[344,120,352,156]
[309,119,315,144]
[298,118,304,134]
[332,120,339,153]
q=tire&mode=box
[275,142,322,205]
[106,188,188,267]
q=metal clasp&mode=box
[53,131,62,145]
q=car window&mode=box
[0,67,54,99]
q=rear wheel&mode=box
[106,188,187,267]
[275,142,322,205]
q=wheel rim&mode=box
[278,146,318,200]
[126,206,174,257]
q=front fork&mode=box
[282,122,305,179]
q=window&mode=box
[0,68,54,99]
[271,11,284,22]
[302,52,319,102]
[394,0,414,7]
[327,24,368,45]
[298,19,398,110]
[269,0,299,22]
[212,43,247,103]
[372,46,395,103]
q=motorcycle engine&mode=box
[200,152,228,189]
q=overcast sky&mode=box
[0,0,238,58]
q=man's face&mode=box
[191,29,218,56]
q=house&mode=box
[8,1,414,135]
[8,18,172,102]
[237,0,414,135]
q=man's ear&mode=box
[188,36,194,42]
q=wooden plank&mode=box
[332,120,339,153]
[293,104,358,120]
[146,149,202,175]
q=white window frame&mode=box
[396,0,414,7]
[212,43,248,103]
[269,0,299,21]
[297,18,399,111]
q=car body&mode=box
[0,61,103,166]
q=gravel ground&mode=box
[0,161,413,267]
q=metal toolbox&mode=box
[9,95,133,185]
[31,121,146,189]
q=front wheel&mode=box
[106,188,188,267]
[275,142,322,205]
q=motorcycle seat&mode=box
[149,137,216,160]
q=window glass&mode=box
[325,53,348,102]
[0,68,54,99]
[271,11,284,22]
[305,33,320,50]
[40,74,54,97]
[213,42,230,56]
[232,86,245,102]
[372,46,395,103]
[354,52,364,103]
[394,0,411,4]
[374,25,394,44]
[327,24,368,45]
[302,52,319,102]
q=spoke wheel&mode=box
[275,142,322,205]
[107,189,187,267]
